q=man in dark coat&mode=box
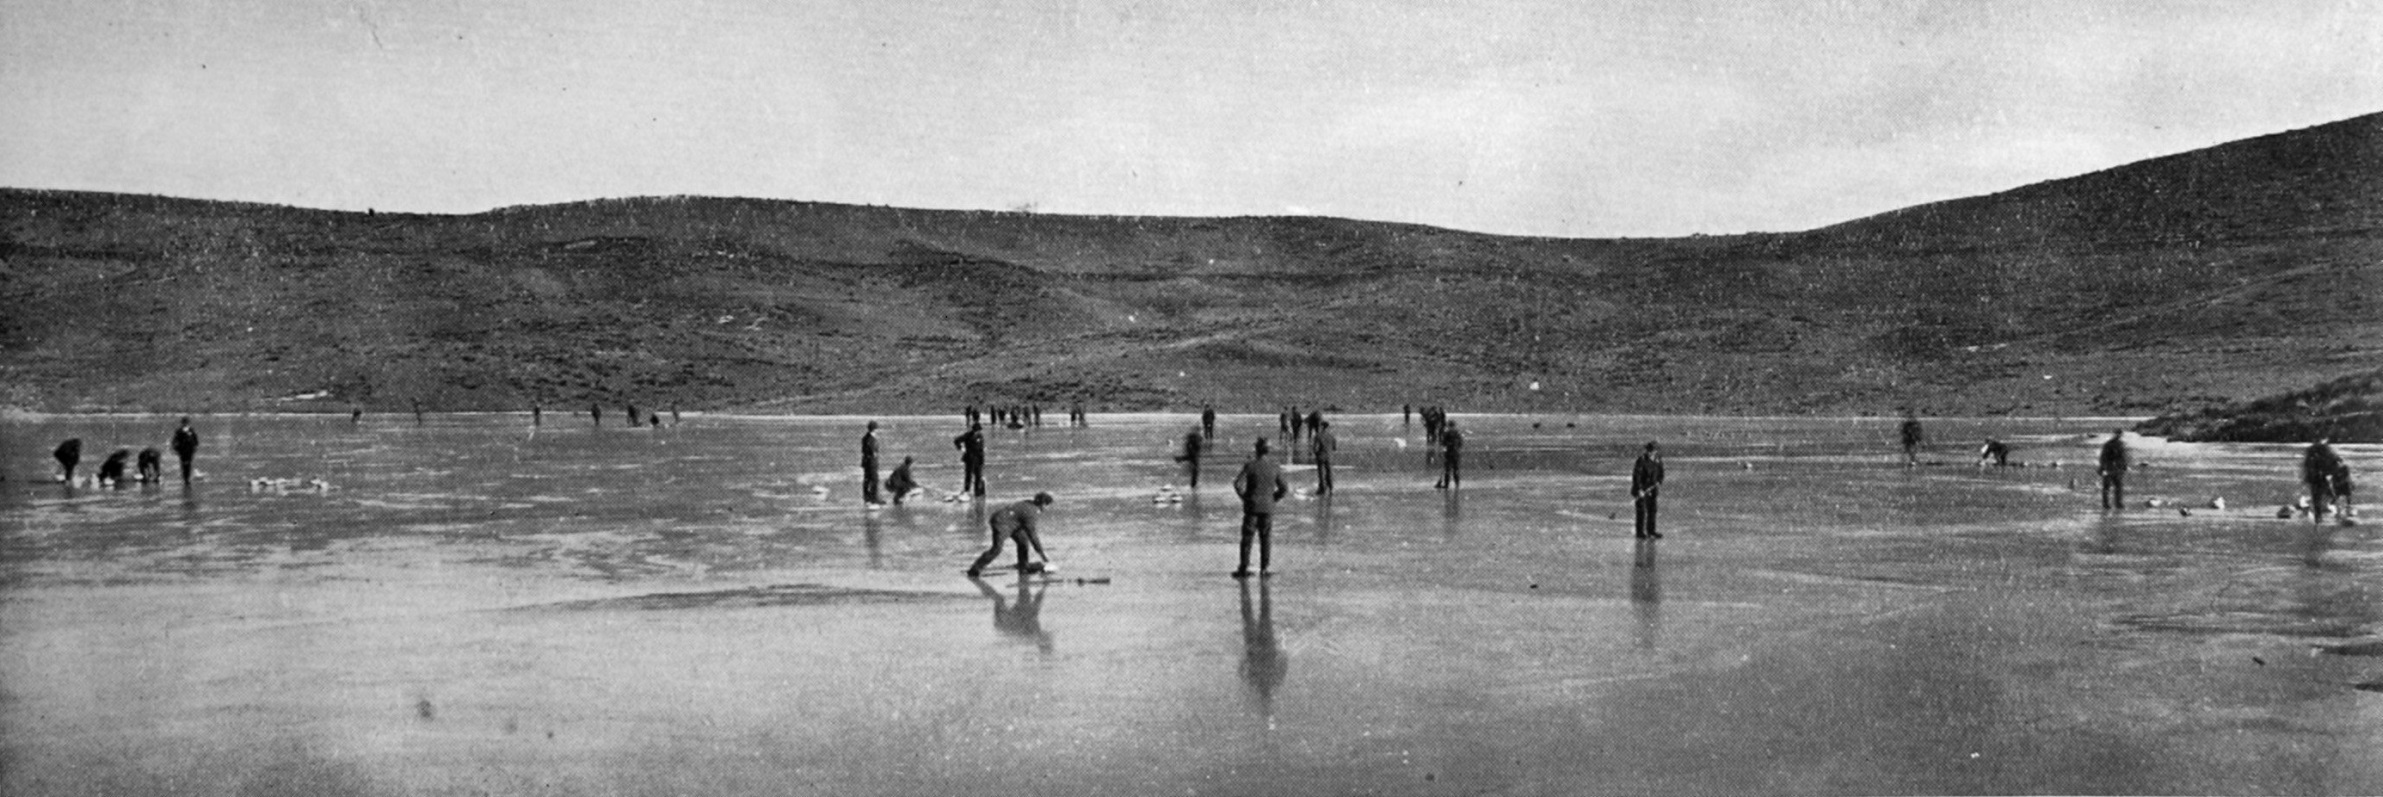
[137,448,164,482]
[1311,420,1336,496]
[1201,404,1217,440]
[1435,420,1464,489]
[885,457,919,505]
[1231,438,1290,578]
[171,418,200,485]
[2098,429,2130,511]
[966,492,1054,577]
[1632,441,1666,539]
[1177,427,1205,488]
[953,423,987,497]
[1899,409,1924,466]
[861,421,883,505]
[98,449,131,487]
[2305,437,2346,522]
[53,438,82,483]
[1978,439,2012,467]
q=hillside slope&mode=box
[3,113,2378,416]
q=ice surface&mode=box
[3,412,2379,795]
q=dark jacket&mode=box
[2098,436,2129,475]
[861,431,880,467]
[1233,455,1290,515]
[953,428,985,462]
[989,499,1042,538]
[2304,442,2344,489]
[1632,453,1664,498]
[172,426,199,458]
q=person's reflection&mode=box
[1441,488,1462,540]
[972,575,1054,654]
[1631,538,1662,651]
[1314,495,1336,547]
[861,511,884,569]
[1239,577,1288,726]
[2082,513,2122,556]
[2295,523,2334,570]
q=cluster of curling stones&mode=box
[2113,494,2357,524]
[2275,495,2359,525]
[250,477,334,493]
[1151,485,1184,506]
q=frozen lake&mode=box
[4,412,2380,795]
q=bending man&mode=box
[967,492,1055,578]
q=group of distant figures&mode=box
[579,401,679,428]
[871,401,1644,581]
[1904,407,2357,524]
[347,400,684,429]
[51,417,200,489]
[931,406,2360,582]
[963,403,1087,430]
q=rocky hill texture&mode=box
[3,113,2379,418]
[2137,369,2383,443]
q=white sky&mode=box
[3,0,2377,237]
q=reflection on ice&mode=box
[1631,538,1661,651]
[1239,577,1287,724]
[973,575,1053,654]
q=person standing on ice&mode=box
[1310,419,1336,496]
[2304,437,2346,522]
[953,422,987,497]
[1435,419,1464,489]
[1632,441,1666,539]
[2098,429,2130,511]
[171,417,200,485]
[1231,438,1290,578]
[1899,408,1925,466]
[1177,426,1205,488]
[966,492,1054,578]
[860,421,883,505]
[1202,404,1217,440]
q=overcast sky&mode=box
[3,0,2377,237]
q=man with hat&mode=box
[1631,441,1666,539]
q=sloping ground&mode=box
[2,113,2379,415]
[2136,369,2383,442]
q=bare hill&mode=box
[3,113,2379,416]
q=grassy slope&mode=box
[2,113,2378,417]
[2136,369,2383,442]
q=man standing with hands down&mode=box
[2098,429,2130,511]
[171,417,200,485]
[953,422,987,498]
[860,421,883,506]
[1232,438,1291,578]
[1632,441,1665,539]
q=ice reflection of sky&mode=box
[2,413,2379,795]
